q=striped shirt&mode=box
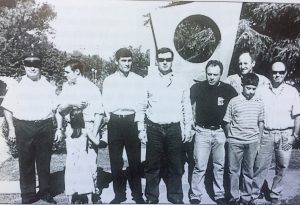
[223,94,264,144]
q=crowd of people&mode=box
[0,47,299,205]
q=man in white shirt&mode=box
[102,48,146,204]
[55,59,105,204]
[225,50,270,94]
[2,55,58,204]
[143,47,193,204]
[252,62,300,205]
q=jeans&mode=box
[252,129,293,200]
[228,141,259,202]
[14,118,54,203]
[190,126,226,201]
[108,114,143,200]
[144,119,183,203]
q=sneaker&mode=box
[110,197,126,204]
[228,198,240,205]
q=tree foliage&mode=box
[230,3,300,79]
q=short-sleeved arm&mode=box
[292,89,300,117]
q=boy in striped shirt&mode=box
[223,73,264,205]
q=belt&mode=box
[197,123,221,130]
[264,127,293,131]
[110,113,135,119]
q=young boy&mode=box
[223,73,264,205]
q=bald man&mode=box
[251,62,300,205]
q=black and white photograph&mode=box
[0,0,300,204]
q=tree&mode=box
[229,3,300,79]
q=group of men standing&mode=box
[1,47,299,205]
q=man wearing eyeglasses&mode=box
[251,62,300,205]
[2,54,58,204]
[226,50,270,95]
[143,47,193,204]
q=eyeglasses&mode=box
[157,58,173,62]
[272,71,286,75]
[23,61,41,68]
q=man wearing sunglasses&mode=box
[143,47,193,204]
[2,54,58,204]
[226,50,270,95]
[251,61,300,205]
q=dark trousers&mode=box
[14,118,54,203]
[182,140,195,198]
[145,119,183,203]
[108,114,142,200]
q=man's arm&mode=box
[4,109,16,142]
[182,83,193,143]
[54,107,65,143]
[224,122,230,138]
[87,113,105,145]
[293,115,300,140]
[258,121,264,141]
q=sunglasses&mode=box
[272,71,286,75]
[23,60,41,68]
[157,58,173,62]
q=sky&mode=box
[42,0,166,60]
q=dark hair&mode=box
[115,48,133,61]
[205,60,223,74]
[156,47,174,59]
[64,59,84,74]
[241,73,259,87]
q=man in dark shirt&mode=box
[189,60,237,205]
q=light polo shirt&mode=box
[260,83,300,130]
[2,75,56,121]
[223,94,265,144]
[225,73,270,95]
[145,72,193,128]
[58,76,104,122]
[102,71,146,122]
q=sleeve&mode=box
[134,77,147,123]
[90,86,105,116]
[182,80,193,134]
[1,86,17,113]
[102,77,111,117]
[223,99,233,123]
[292,88,300,117]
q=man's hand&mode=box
[54,129,64,143]
[182,129,195,143]
[138,129,147,145]
[8,128,16,142]
[281,135,295,151]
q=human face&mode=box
[64,66,79,84]
[157,52,173,75]
[239,53,255,75]
[117,57,132,75]
[242,85,257,100]
[206,65,221,86]
[24,66,41,81]
[271,62,286,87]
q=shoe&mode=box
[22,197,38,204]
[216,198,227,205]
[40,194,57,204]
[98,140,108,148]
[133,197,146,204]
[110,197,126,204]
[228,198,239,205]
[146,199,159,204]
[190,199,201,204]
[271,198,281,205]
[92,193,102,204]
[169,199,184,204]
